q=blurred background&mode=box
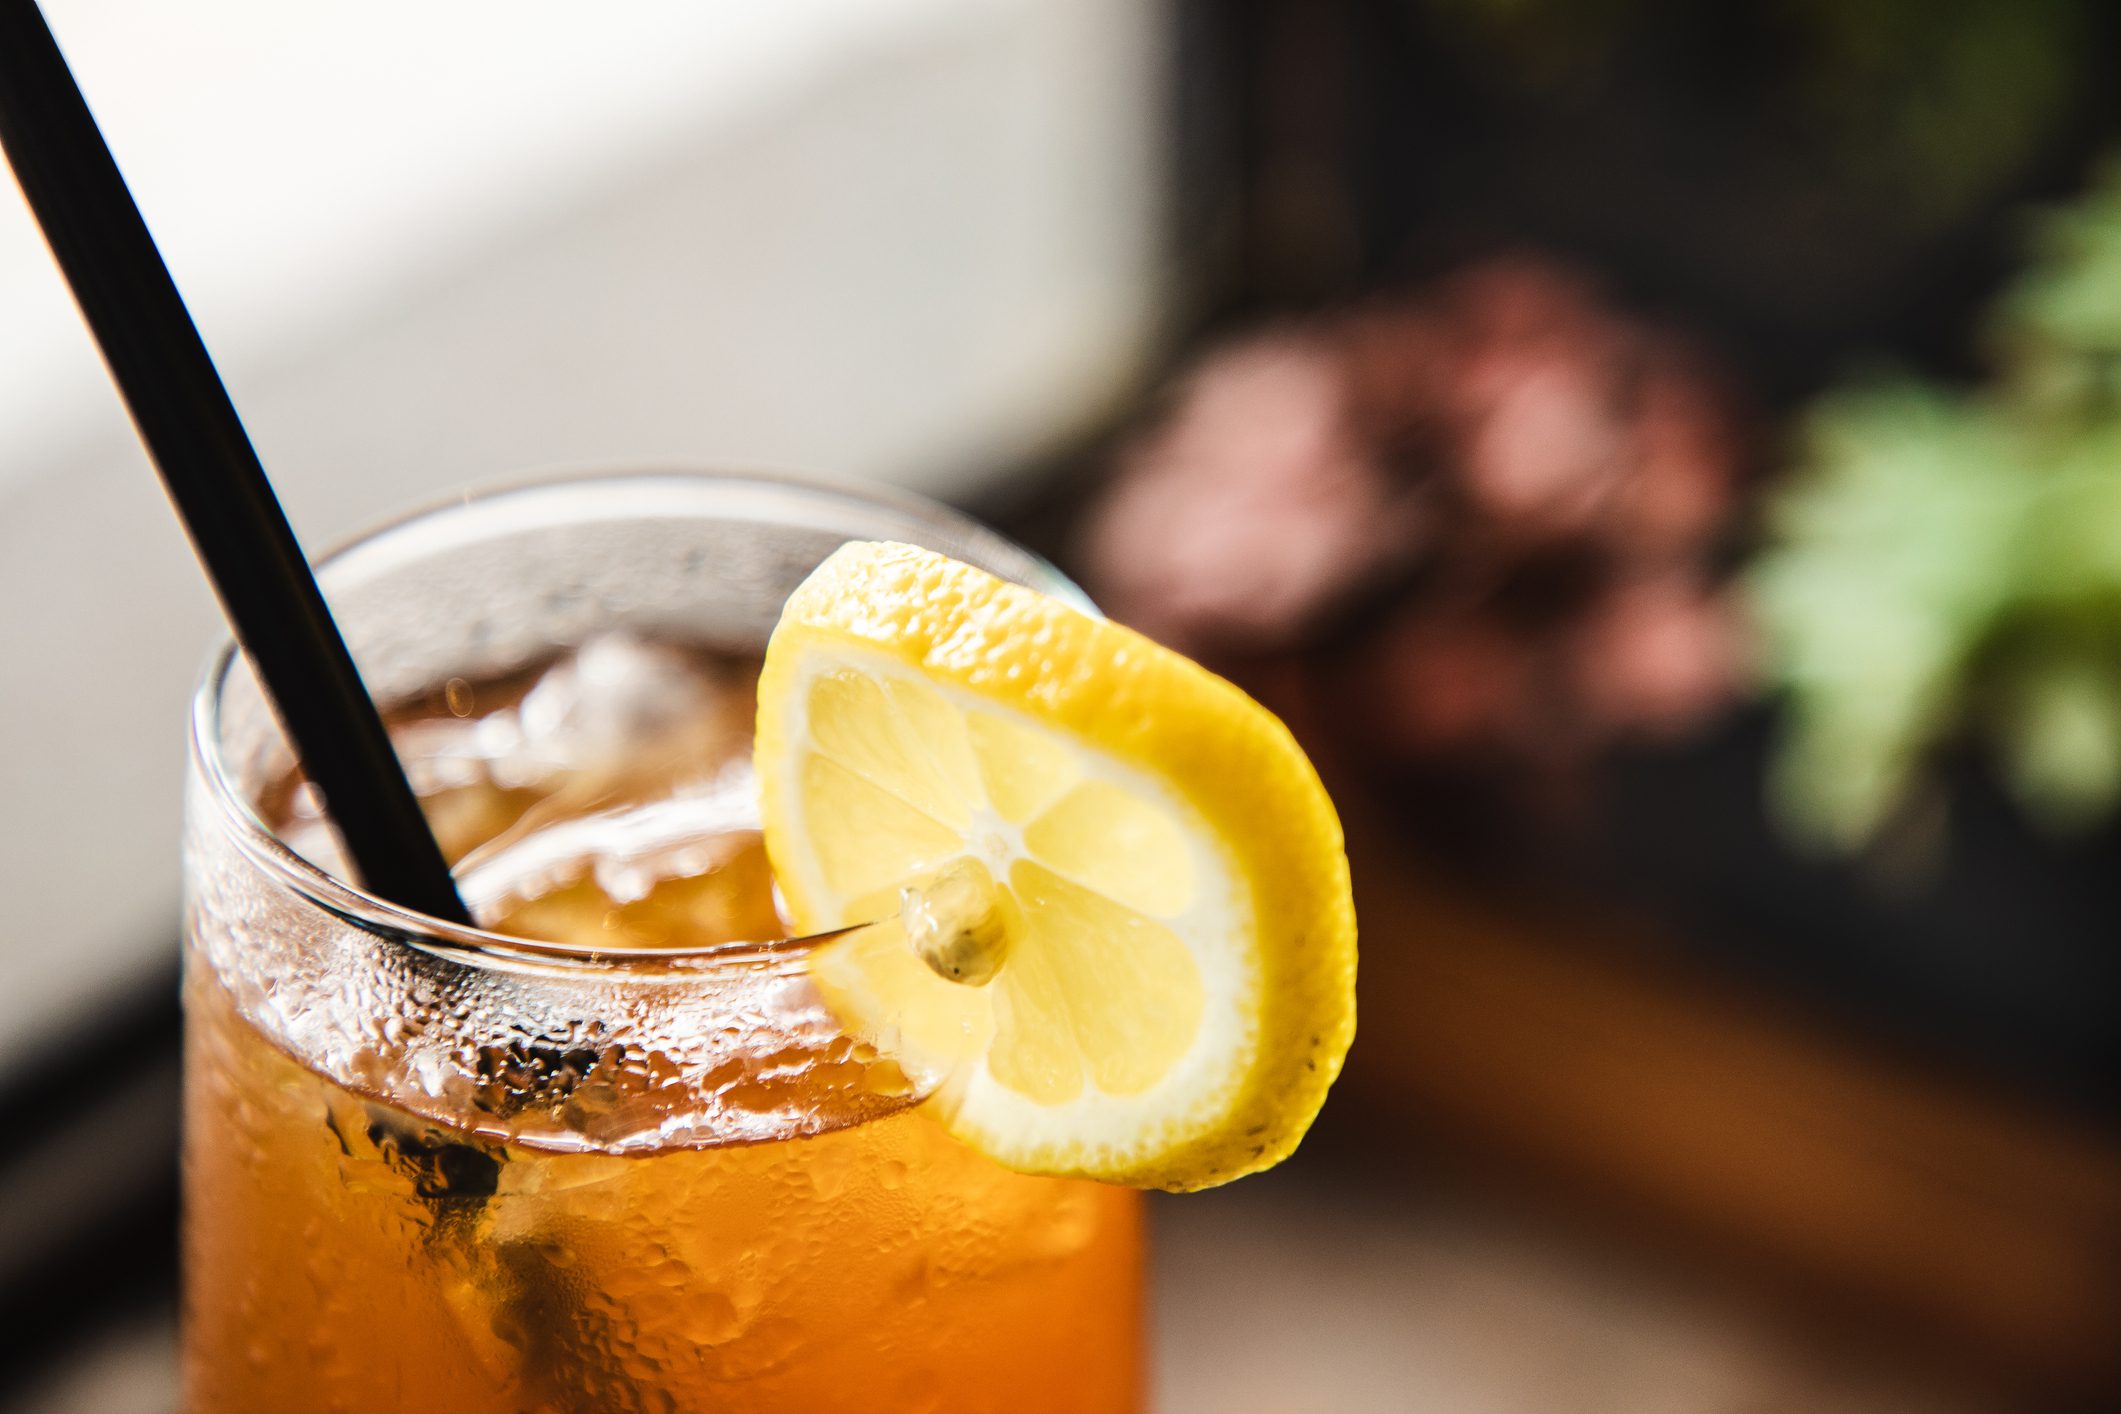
[3,0,2120,1409]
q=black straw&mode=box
[0,2,473,926]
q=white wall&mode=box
[0,0,1169,1065]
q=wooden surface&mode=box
[1154,1171,1995,1414]
[1337,799,2121,1401]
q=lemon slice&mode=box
[755,541,1356,1191]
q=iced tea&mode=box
[180,478,1145,1412]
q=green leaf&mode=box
[1992,655,2121,834]
[1748,382,2026,848]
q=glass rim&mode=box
[188,465,1087,974]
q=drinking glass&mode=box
[181,472,1146,1412]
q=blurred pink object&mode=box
[1571,575,1745,736]
[1082,254,1750,772]
[1090,335,1426,651]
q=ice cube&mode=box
[514,634,753,782]
[457,757,783,949]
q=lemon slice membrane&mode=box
[756,542,1356,1191]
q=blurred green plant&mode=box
[1750,160,2121,851]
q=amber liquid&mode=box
[182,641,1145,1412]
